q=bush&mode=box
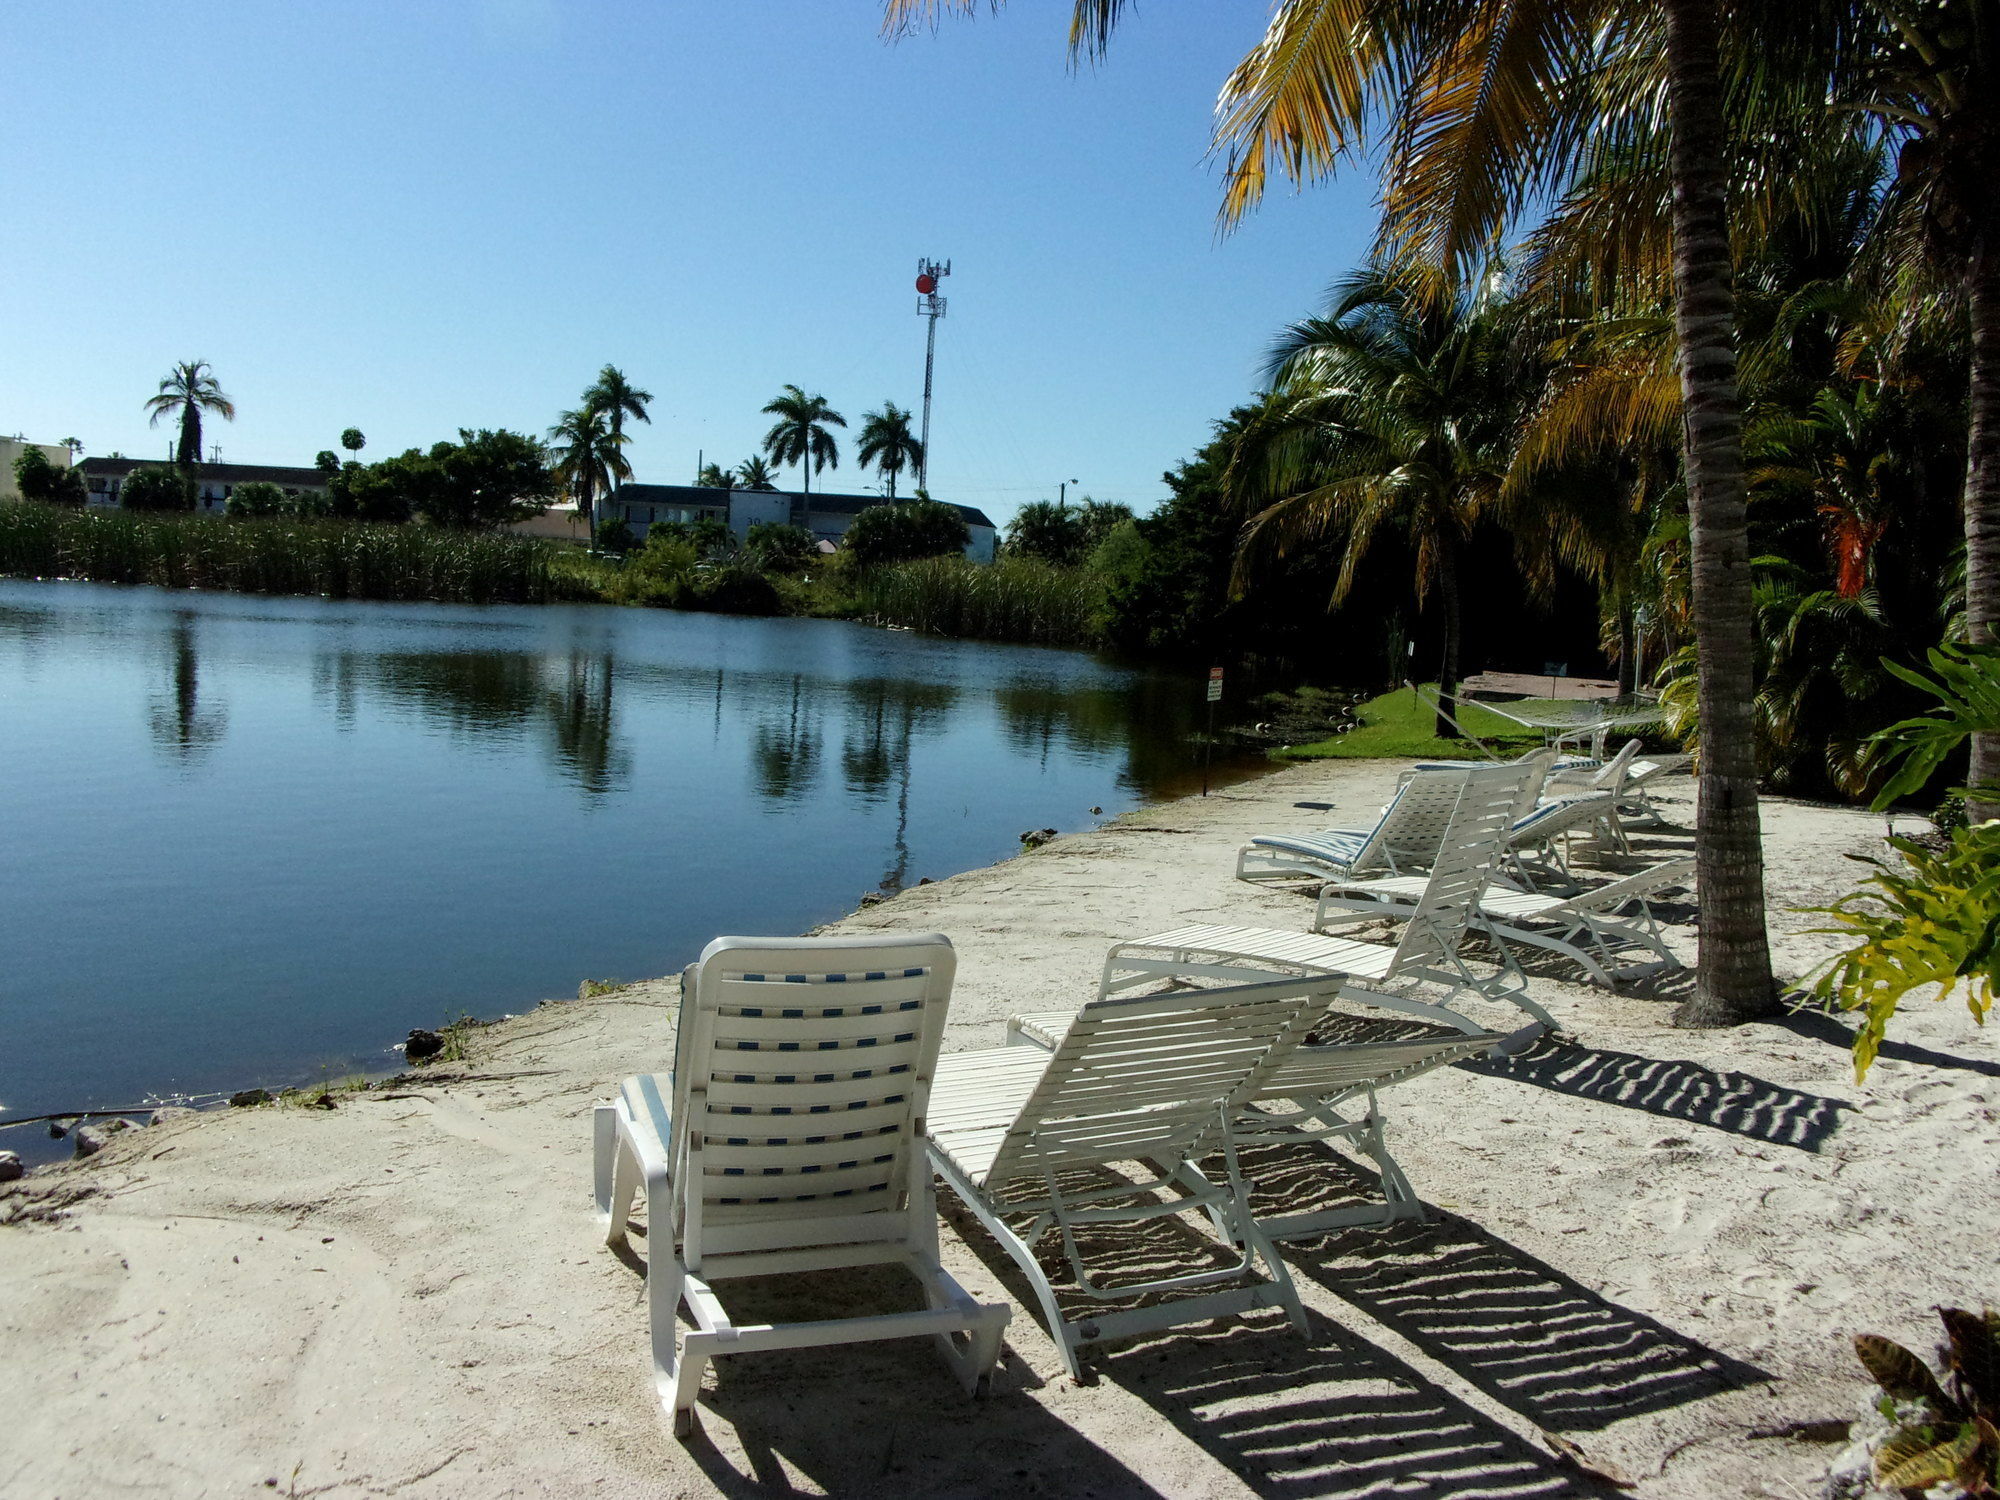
[850,555,1100,647]
[688,563,783,615]
[596,517,635,553]
[13,447,84,507]
[743,521,817,573]
[843,500,968,566]
[226,481,290,517]
[120,466,195,511]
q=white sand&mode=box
[4,759,1995,1499]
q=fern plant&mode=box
[1852,1307,2000,1496]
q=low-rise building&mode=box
[602,484,998,563]
[77,458,331,513]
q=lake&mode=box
[0,580,1253,1154]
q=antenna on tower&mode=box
[914,258,950,493]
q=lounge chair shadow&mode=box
[672,1259,1168,1498]
[1775,1003,2000,1080]
[1098,1310,1625,1499]
[940,1171,1624,1498]
[1456,1035,1849,1152]
[1233,1144,1767,1436]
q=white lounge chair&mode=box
[925,976,1330,1379]
[1108,763,1557,1032]
[593,934,1011,1436]
[1005,986,1541,1241]
[1236,767,1476,885]
[1317,857,1696,987]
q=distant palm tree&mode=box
[340,427,366,463]
[736,456,781,490]
[144,361,235,470]
[61,437,81,459]
[856,402,924,501]
[586,366,651,472]
[548,406,624,545]
[761,385,845,495]
[696,461,738,490]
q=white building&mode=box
[603,483,998,563]
[76,457,331,513]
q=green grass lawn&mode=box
[1274,684,1549,761]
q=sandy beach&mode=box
[4,757,1994,1499]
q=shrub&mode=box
[1847,1307,1999,1494]
[13,447,84,507]
[743,521,817,573]
[688,563,783,615]
[226,481,289,517]
[120,466,195,511]
[596,517,635,553]
[843,500,968,566]
[850,555,1100,647]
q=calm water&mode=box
[0,580,1250,1147]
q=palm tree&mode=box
[341,427,366,463]
[143,361,235,470]
[695,461,738,490]
[1231,271,1526,739]
[585,366,651,542]
[879,0,1803,1025]
[761,385,845,495]
[856,402,924,501]
[548,406,623,544]
[736,456,781,490]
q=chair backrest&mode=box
[1357,768,1476,873]
[981,976,1333,1187]
[1589,738,1642,791]
[1387,762,1533,972]
[1508,748,1562,824]
[673,933,957,1259]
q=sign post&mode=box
[1203,667,1224,796]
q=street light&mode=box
[1058,478,1079,506]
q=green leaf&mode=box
[1856,1335,1953,1407]
[1941,1308,2000,1416]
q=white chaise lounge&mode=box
[925,976,1330,1378]
[593,933,1011,1436]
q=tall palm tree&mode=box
[736,456,781,490]
[1231,271,1527,739]
[585,366,651,541]
[144,360,235,470]
[548,406,623,543]
[879,0,1810,1026]
[856,402,924,501]
[760,385,845,496]
[695,461,738,490]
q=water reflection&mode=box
[148,615,226,764]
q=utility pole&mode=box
[914,258,949,492]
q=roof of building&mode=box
[79,457,329,487]
[615,482,993,530]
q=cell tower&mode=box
[914,258,949,491]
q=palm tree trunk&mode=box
[1434,540,1462,740]
[1661,0,1778,1027]
[1615,591,1637,697]
[1964,227,2000,820]
[178,406,201,471]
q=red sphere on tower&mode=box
[915,274,937,295]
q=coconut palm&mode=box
[761,385,845,495]
[695,462,738,490]
[736,456,781,490]
[1230,271,1531,739]
[856,402,924,501]
[587,366,652,456]
[341,427,366,462]
[143,360,235,470]
[878,0,1817,1026]
[548,406,623,543]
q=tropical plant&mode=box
[1748,382,1905,599]
[856,402,924,500]
[584,366,650,544]
[548,406,622,540]
[421,429,554,529]
[1230,270,1531,739]
[743,521,817,572]
[119,466,195,511]
[340,428,366,463]
[314,450,341,478]
[736,456,781,491]
[843,499,967,566]
[761,385,845,495]
[1871,641,2000,810]
[12,447,84,506]
[1847,1307,2000,1493]
[143,360,235,470]
[695,462,738,490]
[596,517,635,554]
[225,481,291,518]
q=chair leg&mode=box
[603,1125,642,1248]
[592,1103,616,1219]
[933,1152,1090,1381]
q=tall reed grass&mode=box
[847,556,1102,648]
[0,504,599,605]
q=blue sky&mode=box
[4,4,1379,524]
